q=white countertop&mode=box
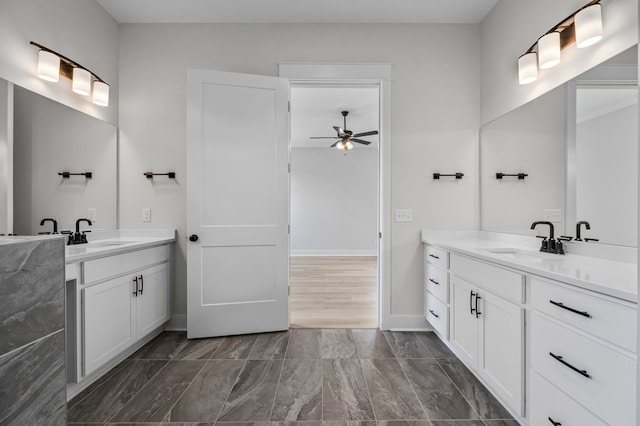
[65,229,176,263]
[422,230,637,303]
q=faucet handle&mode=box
[558,236,573,241]
[584,238,600,242]
[536,235,548,240]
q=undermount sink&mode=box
[482,248,550,261]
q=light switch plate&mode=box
[87,208,97,222]
[142,208,151,222]
[544,209,563,223]
[395,209,413,223]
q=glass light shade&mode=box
[37,50,60,82]
[518,52,538,85]
[575,4,603,48]
[92,81,109,106]
[344,140,354,150]
[336,141,345,151]
[538,32,561,69]
[72,68,91,96]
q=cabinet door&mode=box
[83,276,135,376]
[136,263,170,337]
[478,290,524,416]
[450,277,479,369]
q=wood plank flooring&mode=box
[289,256,378,329]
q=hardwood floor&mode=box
[289,256,378,328]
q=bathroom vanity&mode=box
[64,229,175,399]
[422,230,637,425]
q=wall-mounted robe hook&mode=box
[496,172,528,180]
[433,172,464,180]
[59,171,92,179]
[144,172,176,179]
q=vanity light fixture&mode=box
[31,41,109,107]
[517,0,603,85]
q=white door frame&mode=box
[279,63,392,330]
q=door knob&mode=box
[189,234,199,242]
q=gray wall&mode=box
[118,23,481,319]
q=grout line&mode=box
[434,359,484,421]
[103,357,172,423]
[359,357,378,423]
[66,358,131,412]
[413,331,437,358]
[267,355,287,421]
[213,358,248,423]
[397,357,432,424]
[160,356,210,421]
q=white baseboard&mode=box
[291,250,377,257]
[166,314,187,331]
[383,314,432,331]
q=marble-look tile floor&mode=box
[67,329,519,426]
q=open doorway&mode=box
[289,85,380,328]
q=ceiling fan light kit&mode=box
[309,110,379,151]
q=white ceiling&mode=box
[291,86,379,149]
[97,0,497,24]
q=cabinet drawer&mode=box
[531,313,636,426]
[426,264,449,303]
[450,254,524,303]
[531,276,637,352]
[425,245,449,270]
[425,291,449,339]
[530,370,606,426]
[83,245,170,284]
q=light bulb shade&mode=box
[92,81,109,106]
[336,141,345,150]
[518,52,538,85]
[72,68,91,96]
[344,140,354,150]
[575,4,603,48]
[538,32,561,69]
[37,50,60,82]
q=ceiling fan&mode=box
[310,110,378,151]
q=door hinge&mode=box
[288,287,290,296]
[288,224,290,234]
[288,163,291,173]
[288,101,291,112]
[379,232,382,239]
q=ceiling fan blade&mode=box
[351,138,372,145]
[310,136,339,139]
[352,130,379,138]
[333,126,346,137]
[330,141,340,147]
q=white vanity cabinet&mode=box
[529,276,637,426]
[76,244,171,377]
[449,254,525,416]
[424,245,450,338]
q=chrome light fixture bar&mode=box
[30,41,109,107]
[518,0,603,85]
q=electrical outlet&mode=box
[544,209,563,223]
[142,208,151,223]
[395,209,413,223]
[87,208,97,222]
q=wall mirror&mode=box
[480,46,638,247]
[1,80,117,235]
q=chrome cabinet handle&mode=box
[429,254,440,259]
[429,309,439,318]
[475,294,482,318]
[549,352,591,378]
[139,275,144,295]
[549,300,591,318]
[428,278,439,285]
[470,290,476,315]
[548,417,562,426]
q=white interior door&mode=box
[186,69,290,338]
